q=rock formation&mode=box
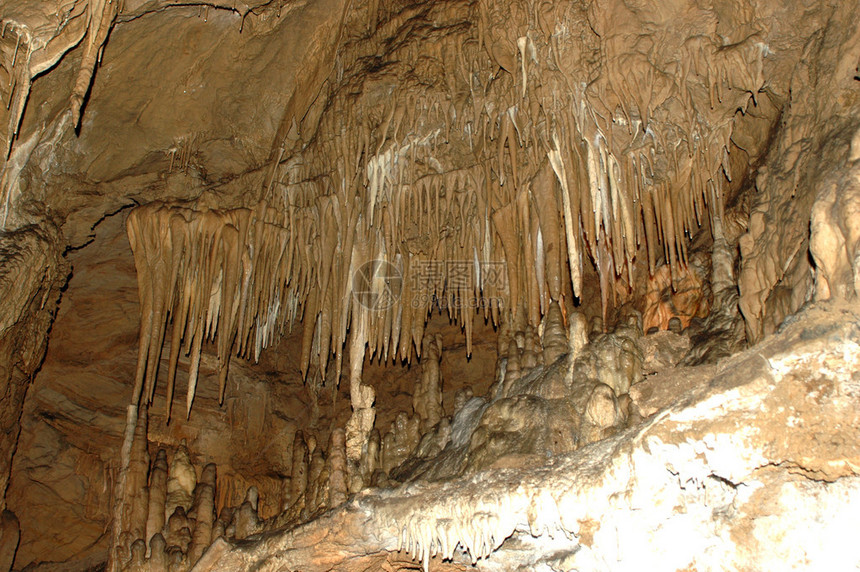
[0,0,857,569]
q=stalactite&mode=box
[523,190,542,326]
[492,201,521,324]
[548,134,582,298]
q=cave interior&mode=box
[0,0,858,570]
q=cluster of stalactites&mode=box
[127,188,516,420]
[268,2,769,337]
[127,0,770,418]
[511,35,765,317]
[127,201,311,420]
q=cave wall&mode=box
[0,224,66,513]
[738,0,860,340]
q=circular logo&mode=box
[352,259,403,311]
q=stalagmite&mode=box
[305,447,327,514]
[166,546,186,572]
[413,333,443,433]
[233,487,260,540]
[108,403,147,570]
[502,339,522,396]
[149,532,168,572]
[123,406,150,546]
[125,539,146,572]
[361,428,381,484]
[165,442,196,522]
[583,384,622,443]
[165,506,190,551]
[328,428,348,508]
[568,311,589,364]
[149,534,168,572]
[188,464,216,564]
[344,313,375,493]
[289,431,309,506]
[146,449,168,547]
[541,301,567,365]
[380,412,421,474]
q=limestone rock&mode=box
[0,510,19,572]
[638,331,691,375]
[629,364,718,419]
